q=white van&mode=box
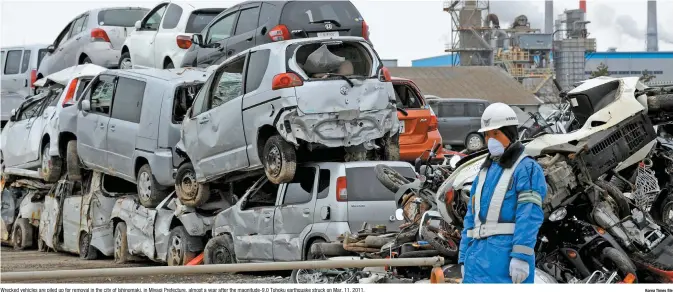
[1,44,50,97]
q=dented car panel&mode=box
[0,181,47,243]
[110,196,158,258]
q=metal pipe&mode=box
[1,257,444,282]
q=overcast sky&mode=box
[2,0,672,66]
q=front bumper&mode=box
[279,108,399,148]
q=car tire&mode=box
[114,222,131,264]
[203,234,236,265]
[595,180,631,219]
[12,219,33,250]
[41,142,62,183]
[309,241,350,258]
[137,164,169,208]
[600,247,638,282]
[262,135,296,184]
[66,140,82,181]
[79,231,99,260]
[375,164,411,194]
[167,226,197,266]
[165,61,175,69]
[175,162,210,208]
[465,133,484,152]
[658,193,673,230]
[119,52,132,70]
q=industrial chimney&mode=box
[646,0,658,51]
[579,0,586,12]
[545,0,553,33]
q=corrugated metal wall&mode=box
[585,52,673,82]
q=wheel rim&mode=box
[138,171,152,201]
[120,58,133,69]
[663,201,673,227]
[213,246,233,264]
[265,145,282,177]
[296,269,330,284]
[169,235,183,265]
[41,145,51,176]
[114,229,122,260]
[80,233,89,256]
[179,170,197,200]
[468,136,482,150]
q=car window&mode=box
[316,169,330,199]
[280,1,361,30]
[17,99,44,121]
[143,5,167,30]
[4,50,22,75]
[1,51,5,69]
[207,12,237,43]
[394,84,422,109]
[245,49,270,94]
[467,103,485,117]
[242,179,279,210]
[186,11,220,34]
[53,22,73,48]
[110,77,146,123]
[37,49,48,70]
[282,167,316,205]
[346,166,416,201]
[69,16,86,39]
[20,50,31,73]
[234,7,260,35]
[257,3,276,26]
[191,78,210,117]
[162,4,183,30]
[439,102,466,117]
[209,57,244,109]
[75,79,91,102]
[89,75,116,116]
[100,8,149,27]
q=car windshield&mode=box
[280,1,361,30]
[186,11,221,34]
[98,8,150,27]
[345,166,416,201]
[289,41,374,79]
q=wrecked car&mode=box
[1,178,50,249]
[109,190,231,265]
[1,64,106,182]
[175,36,399,207]
[39,171,128,258]
[61,68,208,208]
[202,161,416,265]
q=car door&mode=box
[394,82,431,146]
[432,101,455,145]
[106,76,145,180]
[24,92,57,164]
[130,3,168,68]
[3,98,44,166]
[467,102,486,133]
[232,179,280,261]
[77,74,116,170]
[2,49,24,94]
[40,22,73,76]
[223,4,259,60]
[273,166,318,261]
[196,9,238,67]
[62,181,84,253]
[189,55,248,180]
[153,3,183,68]
[61,14,88,67]
[52,21,78,72]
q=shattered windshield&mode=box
[289,41,374,79]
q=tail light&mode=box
[176,35,192,49]
[378,67,391,82]
[336,176,348,202]
[272,73,303,90]
[444,187,454,213]
[428,107,438,132]
[621,273,636,284]
[91,28,110,42]
[268,25,291,42]
[62,78,78,106]
[362,20,369,40]
[30,69,37,88]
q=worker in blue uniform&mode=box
[458,102,547,284]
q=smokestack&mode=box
[545,0,553,33]
[579,0,586,12]
[646,0,658,51]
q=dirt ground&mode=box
[0,246,291,283]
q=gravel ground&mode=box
[0,246,291,283]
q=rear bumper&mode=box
[82,43,121,68]
[400,129,443,161]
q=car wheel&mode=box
[12,219,33,250]
[137,164,169,208]
[203,234,236,265]
[167,226,196,266]
[82,56,92,64]
[659,194,673,229]
[66,140,82,181]
[79,231,99,260]
[465,133,484,152]
[41,142,62,182]
[290,239,329,284]
[119,52,133,70]
[175,162,210,208]
[114,222,130,264]
[165,61,175,69]
[262,135,296,184]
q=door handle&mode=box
[110,125,115,132]
[99,122,105,128]
[24,80,28,87]
[75,36,81,40]
[302,208,310,215]
[58,47,64,51]
[263,213,272,219]
[246,36,253,42]
[198,116,210,124]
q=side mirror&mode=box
[134,20,141,29]
[191,33,204,47]
[81,100,91,112]
[395,208,404,221]
[46,45,55,53]
[9,109,17,122]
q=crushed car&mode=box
[0,178,50,249]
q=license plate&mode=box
[399,122,405,134]
[317,31,339,38]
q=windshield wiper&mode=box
[310,19,342,27]
[324,73,354,87]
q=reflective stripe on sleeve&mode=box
[517,191,542,207]
[512,244,535,256]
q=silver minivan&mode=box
[61,68,209,208]
[1,44,50,97]
[202,161,416,264]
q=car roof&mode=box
[34,64,107,87]
[1,44,50,51]
[109,68,211,83]
[428,97,490,103]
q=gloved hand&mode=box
[461,264,465,278]
[509,258,529,284]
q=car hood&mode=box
[33,64,107,87]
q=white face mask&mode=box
[487,138,505,157]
